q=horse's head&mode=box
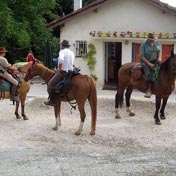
[24,60,40,82]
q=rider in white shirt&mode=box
[44,40,75,106]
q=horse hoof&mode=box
[22,115,29,120]
[155,121,161,125]
[15,112,21,119]
[90,131,95,135]
[129,112,135,116]
[160,116,166,120]
[53,127,58,130]
[23,117,29,120]
[16,115,21,119]
[75,131,81,135]
[115,115,121,119]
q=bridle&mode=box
[24,64,38,82]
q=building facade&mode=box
[47,0,176,88]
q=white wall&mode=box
[122,42,132,64]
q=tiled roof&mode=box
[46,0,176,29]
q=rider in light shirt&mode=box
[44,40,75,106]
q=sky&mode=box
[160,0,176,7]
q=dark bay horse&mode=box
[0,62,32,120]
[24,60,97,135]
[115,54,176,125]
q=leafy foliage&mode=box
[0,0,96,63]
[0,0,58,62]
[83,43,97,80]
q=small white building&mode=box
[47,0,176,89]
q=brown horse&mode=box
[24,60,97,135]
[115,53,176,125]
[0,62,32,120]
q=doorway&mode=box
[104,42,122,89]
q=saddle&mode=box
[131,63,143,80]
[54,68,80,96]
[0,70,21,99]
[131,63,160,82]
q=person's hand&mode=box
[157,60,162,64]
[149,63,155,69]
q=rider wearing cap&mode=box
[140,33,162,98]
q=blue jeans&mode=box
[141,62,151,81]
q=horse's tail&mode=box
[88,77,97,134]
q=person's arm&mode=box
[7,64,18,71]
[57,50,64,71]
[157,52,162,63]
[156,46,162,63]
[140,44,154,69]
[141,56,154,68]
[58,63,63,71]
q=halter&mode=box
[24,65,38,81]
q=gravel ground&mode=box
[0,81,176,176]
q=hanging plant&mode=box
[83,43,97,80]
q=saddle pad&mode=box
[0,81,11,92]
[131,63,142,80]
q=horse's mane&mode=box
[160,55,172,72]
[18,62,32,73]
[36,62,54,74]
[160,54,176,79]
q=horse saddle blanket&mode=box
[131,63,143,80]
[0,79,11,92]
[54,68,80,96]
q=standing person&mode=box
[44,40,75,106]
[0,47,20,101]
[26,50,35,62]
[140,33,161,98]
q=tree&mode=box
[0,0,58,62]
[0,0,96,63]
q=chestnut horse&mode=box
[115,54,176,125]
[0,62,32,120]
[24,60,97,135]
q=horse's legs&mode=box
[125,86,135,116]
[160,97,168,120]
[75,101,86,135]
[53,101,61,130]
[20,95,28,120]
[15,101,21,119]
[115,92,121,119]
[154,96,162,125]
[115,83,126,119]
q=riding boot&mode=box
[11,84,20,102]
[44,92,57,106]
[144,81,152,98]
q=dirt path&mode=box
[0,88,176,175]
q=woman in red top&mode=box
[26,51,35,62]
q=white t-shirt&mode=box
[58,48,75,72]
